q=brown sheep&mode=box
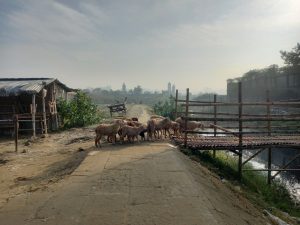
[147,117,171,140]
[175,117,204,133]
[120,125,145,143]
[95,120,123,148]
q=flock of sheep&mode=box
[94,115,205,148]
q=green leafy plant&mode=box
[153,97,178,120]
[57,91,101,128]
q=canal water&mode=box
[243,150,300,203]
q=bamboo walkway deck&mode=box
[172,135,300,150]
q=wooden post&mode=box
[52,83,58,130]
[266,90,272,184]
[32,94,36,138]
[175,89,178,119]
[238,82,243,180]
[213,94,217,158]
[184,88,189,148]
[14,115,18,152]
[42,89,48,134]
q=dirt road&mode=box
[0,105,270,224]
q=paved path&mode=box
[0,142,268,225]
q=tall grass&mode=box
[183,149,300,218]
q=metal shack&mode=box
[0,78,75,137]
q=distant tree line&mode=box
[84,85,170,106]
[242,43,300,81]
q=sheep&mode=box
[150,115,165,120]
[175,117,204,133]
[138,124,148,141]
[165,121,180,136]
[120,125,145,143]
[147,117,171,140]
[95,120,123,148]
[147,119,156,141]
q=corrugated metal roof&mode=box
[0,78,73,97]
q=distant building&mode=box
[122,82,127,92]
[168,82,171,96]
[172,84,176,96]
[227,66,300,101]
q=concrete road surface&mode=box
[0,142,269,225]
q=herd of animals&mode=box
[94,115,205,148]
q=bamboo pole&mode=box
[184,88,189,148]
[209,124,239,137]
[238,82,243,180]
[175,111,300,117]
[14,115,18,152]
[271,152,300,179]
[175,89,178,119]
[213,94,217,158]
[180,117,300,122]
[42,89,48,135]
[243,169,300,171]
[180,102,300,107]
[242,149,265,166]
[266,90,272,184]
[32,94,36,138]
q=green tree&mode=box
[280,43,300,66]
[133,85,143,95]
[153,97,178,120]
[57,91,101,128]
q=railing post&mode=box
[184,88,189,148]
[175,89,178,119]
[42,89,48,135]
[238,82,243,180]
[32,94,36,138]
[266,90,272,184]
[14,115,18,152]
[213,94,217,158]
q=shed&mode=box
[0,78,76,137]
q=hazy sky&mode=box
[0,0,299,94]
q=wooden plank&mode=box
[32,94,36,138]
[184,88,189,148]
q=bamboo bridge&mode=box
[173,82,300,184]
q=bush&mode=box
[153,97,177,120]
[57,91,101,128]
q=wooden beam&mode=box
[184,88,189,148]
[14,115,18,152]
[242,149,266,166]
[238,81,243,180]
[209,123,239,137]
[42,89,48,135]
[266,90,272,184]
[213,94,217,158]
[32,94,36,138]
[271,152,300,179]
[175,89,178,119]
